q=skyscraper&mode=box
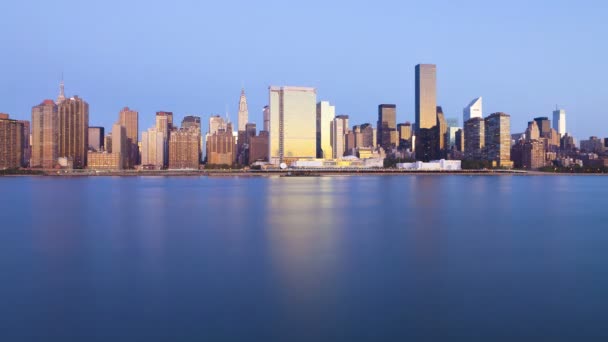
[58,96,89,168]
[415,64,438,161]
[534,117,551,137]
[331,115,349,159]
[263,106,270,132]
[397,122,413,148]
[141,128,165,169]
[207,128,236,166]
[377,104,397,150]
[118,107,139,168]
[316,101,335,159]
[552,108,566,137]
[156,111,172,167]
[485,112,511,167]
[168,127,200,169]
[112,123,126,169]
[464,117,485,160]
[526,121,540,141]
[237,89,249,132]
[182,116,201,130]
[436,106,448,156]
[18,120,31,167]
[0,114,24,169]
[268,86,317,164]
[88,126,105,152]
[463,97,483,123]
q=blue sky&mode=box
[1,0,607,139]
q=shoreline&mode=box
[2,169,608,177]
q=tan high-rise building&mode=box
[269,86,317,164]
[377,104,397,150]
[168,127,200,169]
[112,123,126,169]
[58,96,89,168]
[88,126,104,152]
[0,114,24,169]
[207,129,236,166]
[415,64,438,161]
[331,115,349,159]
[141,128,165,169]
[485,112,511,167]
[118,107,139,167]
[31,100,59,169]
[436,106,448,155]
[249,131,269,163]
[316,101,335,159]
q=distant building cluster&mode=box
[1,65,605,172]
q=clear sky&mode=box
[1,0,607,139]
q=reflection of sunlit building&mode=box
[269,86,317,165]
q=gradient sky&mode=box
[1,0,607,139]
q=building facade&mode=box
[141,128,165,169]
[58,96,89,168]
[415,64,438,161]
[316,101,335,159]
[377,104,397,150]
[118,107,139,168]
[168,127,200,169]
[237,89,249,132]
[88,126,105,152]
[464,117,485,159]
[0,114,24,169]
[331,115,349,159]
[207,129,236,166]
[485,112,511,167]
[552,108,566,137]
[463,97,483,123]
[269,86,317,164]
[31,100,59,169]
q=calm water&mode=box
[1,175,607,341]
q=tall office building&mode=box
[263,106,270,132]
[397,122,413,148]
[207,128,236,166]
[464,117,485,159]
[249,131,269,163]
[17,120,30,167]
[168,127,200,169]
[58,96,89,168]
[316,101,335,159]
[237,89,249,132]
[88,126,105,152]
[377,104,397,150]
[455,129,464,152]
[485,112,511,167]
[118,107,139,167]
[415,64,438,161]
[463,97,483,123]
[112,123,126,169]
[182,116,201,130]
[526,121,540,141]
[268,86,317,164]
[141,128,165,169]
[436,106,448,155]
[534,117,551,137]
[552,108,566,137]
[0,114,24,169]
[331,115,349,159]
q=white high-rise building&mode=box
[141,128,165,169]
[463,97,483,123]
[237,89,249,132]
[331,115,349,159]
[316,101,335,159]
[268,86,317,165]
[553,108,566,137]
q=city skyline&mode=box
[1,1,606,139]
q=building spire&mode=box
[57,73,66,104]
[237,88,249,131]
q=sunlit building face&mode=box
[269,86,317,164]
